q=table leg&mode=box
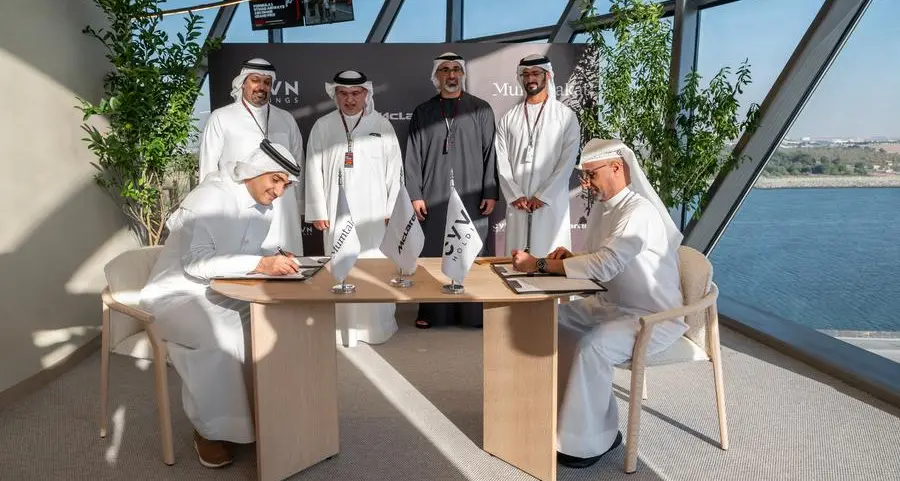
[483,299,557,481]
[251,302,339,481]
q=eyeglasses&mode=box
[437,67,463,75]
[580,164,609,181]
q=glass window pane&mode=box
[386,0,446,43]
[710,0,900,363]
[224,3,269,43]
[463,0,566,40]
[283,0,382,42]
[158,1,217,47]
[697,0,824,116]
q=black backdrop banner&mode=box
[208,43,589,256]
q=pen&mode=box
[277,246,289,257]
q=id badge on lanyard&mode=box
[341,113,361,168]
[524,143,535,164]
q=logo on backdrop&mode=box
[271,80,301,105]
[490,81,583,101]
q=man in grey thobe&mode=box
[405,52,499,328]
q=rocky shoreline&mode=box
[755,175,900,189]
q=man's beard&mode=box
[442,80,461,93]
[249,90,269,105]
[525,81,546,96]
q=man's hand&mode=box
[384,217,390,226]
[412,200,427,221]
[480,199,496,216]
[312,220,330,231]
[511,249,538,273]
[254,255,299,276]
[511,196,530,211]
[527,197,546,211]
[547,246,574,260]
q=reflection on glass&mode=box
[386,0,447,42]
[709,0,900,364]
[463,0,566,39]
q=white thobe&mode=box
[199,100,305,255]
[557,187,687,458]
[140,173,284,443]
[496,99,580,257]
[306,109,403,345]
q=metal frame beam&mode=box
[549,0,585,43]
[683,0,874,253]
[446,0,463,42]
[267,28,283,43]
[366,0,405,43]
[196,4,239,84]
[462,26,553,44]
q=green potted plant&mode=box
[570,0,760,229]
[77,0,220,245]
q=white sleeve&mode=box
[304,123,329,221]
[534,110,580,205]
[383,121,403,216]
[563,203,654,282]
[198,113,225,182]
[288,114,305,216]
[495,113,526,203]
[179,202,262,280]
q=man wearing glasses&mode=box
[495,54,581,258]
[511,139,686,468]
[404,52,500,329]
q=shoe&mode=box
[557,431,623,469]
[193,431,234,469]
[415,319,431,329]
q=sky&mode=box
[159,0,899,140]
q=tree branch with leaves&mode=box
[77,0,220,245]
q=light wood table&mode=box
[211,258,562,481]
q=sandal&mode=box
[415,319,431,329]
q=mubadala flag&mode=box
[441,188,483,284]
[330,184,360,282]
[380,185,424,274]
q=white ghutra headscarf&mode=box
[230,58,277,102]
[517,53,557,101]
[231,141,301,183]
[325,70,376,116]
[430,52,466,92]
[577,139,683,252]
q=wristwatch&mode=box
[536,258,548,274]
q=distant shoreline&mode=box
[755,175,900,189]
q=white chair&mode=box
[615,245,727,473]
[99,246,174,465]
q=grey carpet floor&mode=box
[1,303,898,481]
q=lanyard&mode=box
[339,111,363,153]
[523,98,548,148]
[439,94,461,154]
[242,99,270,139]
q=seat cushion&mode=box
[616,336,709,369]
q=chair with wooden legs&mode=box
[614,245,728,473]
[99,246,175,466]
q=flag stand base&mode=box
[390,277,412,288]
[331,282,356,294]
[441,283,465,295]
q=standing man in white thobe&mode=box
[199,58,305,255]
[496,54,580,257]
[140,142,303,469]
[305,70,402,345]
[511,139,686,468]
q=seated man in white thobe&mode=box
[496,54,580,257]
[199,58,305,255]
[140,141,303,469]
[306,70,402,346]
[511,139,686,468]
